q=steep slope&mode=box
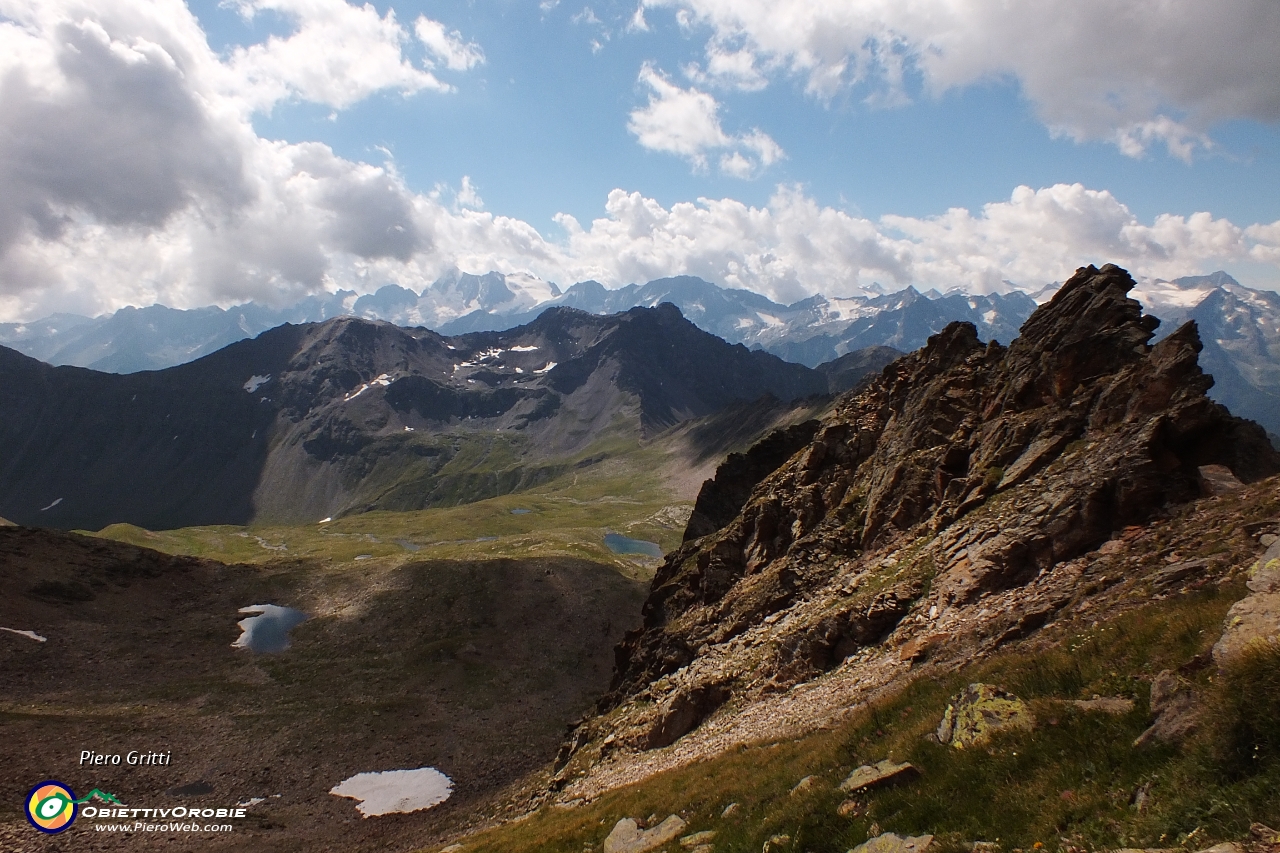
[552,263,1280,793]
[0,305,826,531]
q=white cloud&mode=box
[414,16,484,72]
[685,43,768,92]
[627,64,783,176]
[546,184,1280,303]
[626,5,649,33]
[455,176,485,211]
[1,0,1278,323]
[643,0,1280,158]
[571,6,603,26]
[225,0,452,110]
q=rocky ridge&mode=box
[550,264,1280,798]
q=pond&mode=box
[603,533,663,558]
[232,605,308,653]
[329,767,453,817]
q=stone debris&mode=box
[1055,696,1135,714]
[603,816,687,853]
[720,803,739,819]
[789,775,816,795]
[837,799,863,817]
[1150,558,1211,591]
[839,759,919,793]
[1252,823,1280,845]
[680,830,717,848]
[936,684,1033,748]
[762,835,792,852]
[850,832,934,853]
[1134,669,1200,747]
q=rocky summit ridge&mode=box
[552,264,1280,797]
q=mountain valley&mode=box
[1,264,1279,853]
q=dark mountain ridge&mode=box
[0,304,827,531]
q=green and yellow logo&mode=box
[25,781,76,833]
[25,782,122,833]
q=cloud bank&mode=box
[0,0,1278,321]
[644,0,1280,160]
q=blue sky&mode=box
[1,0,1279,319]
[210,0,1280,230]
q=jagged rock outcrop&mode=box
[583,264,1280,757]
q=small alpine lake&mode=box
[603,532,663,558]
[232,604,308,653]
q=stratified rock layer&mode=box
[586,264,1280,756]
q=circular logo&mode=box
[25,781,77,833]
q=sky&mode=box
[1,0,1280,321]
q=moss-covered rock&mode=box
[935,683,1033,748]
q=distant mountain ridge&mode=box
[2,269,1278,435]
[0,304,834,531]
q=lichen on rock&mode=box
[936,683,1033,748]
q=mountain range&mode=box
[0,304,888,532]
[3,269,1277,436]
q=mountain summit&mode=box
[0,304,827,531]
[553,263,1280,790]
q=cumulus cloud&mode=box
[627,64,784,176]
[225,0,452,109]
[547,184,1280,303]
[0,0,482,318]
[414,16,484,71]
[1,0,1278,323]
[643,0,1280,158]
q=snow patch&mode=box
[534,361,557,374]
[344,374,393,402]
[330,768,453,817]
[243,374,271,393]
[508,344,539,352]
[1,627,47,642]
[39,498,62,512]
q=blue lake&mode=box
[510,508,532,515]
[233,605,308,653]
[603,533,663,558]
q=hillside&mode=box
[462,264,1280,852]
[0,304,827,531]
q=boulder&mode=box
[1212,591,1280,667]
[604,815,688,853]
[839,759,919,793]
[936,684,1033,748]
[1134,670,1199,747]
[850,832,935,853]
